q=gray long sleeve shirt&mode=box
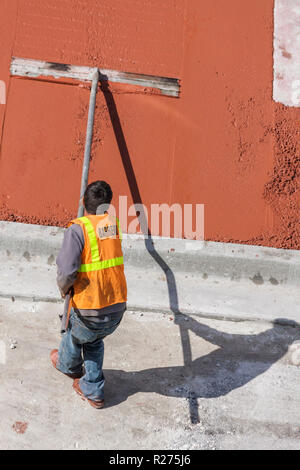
[56,224,126,321]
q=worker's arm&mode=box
[56,224,84,297]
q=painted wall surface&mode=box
[0,0,298,248]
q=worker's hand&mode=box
[60,288,68,299]
[61,287,74,299]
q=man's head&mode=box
[83,181,113,214]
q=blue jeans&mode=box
[57,309,124,400]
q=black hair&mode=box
[83,181,113,214]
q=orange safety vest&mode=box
[68,214,127,310]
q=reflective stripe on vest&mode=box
[78,216,123,273]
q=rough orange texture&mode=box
[0,0,298,249]
[14,0,184,76]
[264,104,300,249]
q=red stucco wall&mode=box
[0,0,298,248]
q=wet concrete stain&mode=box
[23,252,31,262]
[269,277,279,285]
[47,254,55,265]
[250,273,264,285]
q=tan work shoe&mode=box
[73,378,105,409]
[50,349,84,379]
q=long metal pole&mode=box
[77,68,99,217]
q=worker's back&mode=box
[69,213,127,310]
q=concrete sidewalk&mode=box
[0,221,299,324]
[0,299,300,450]
[0,220,299,449]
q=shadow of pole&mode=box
[100,81,199,424]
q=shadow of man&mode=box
[104,317,300,422]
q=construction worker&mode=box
[50,181,127,409]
